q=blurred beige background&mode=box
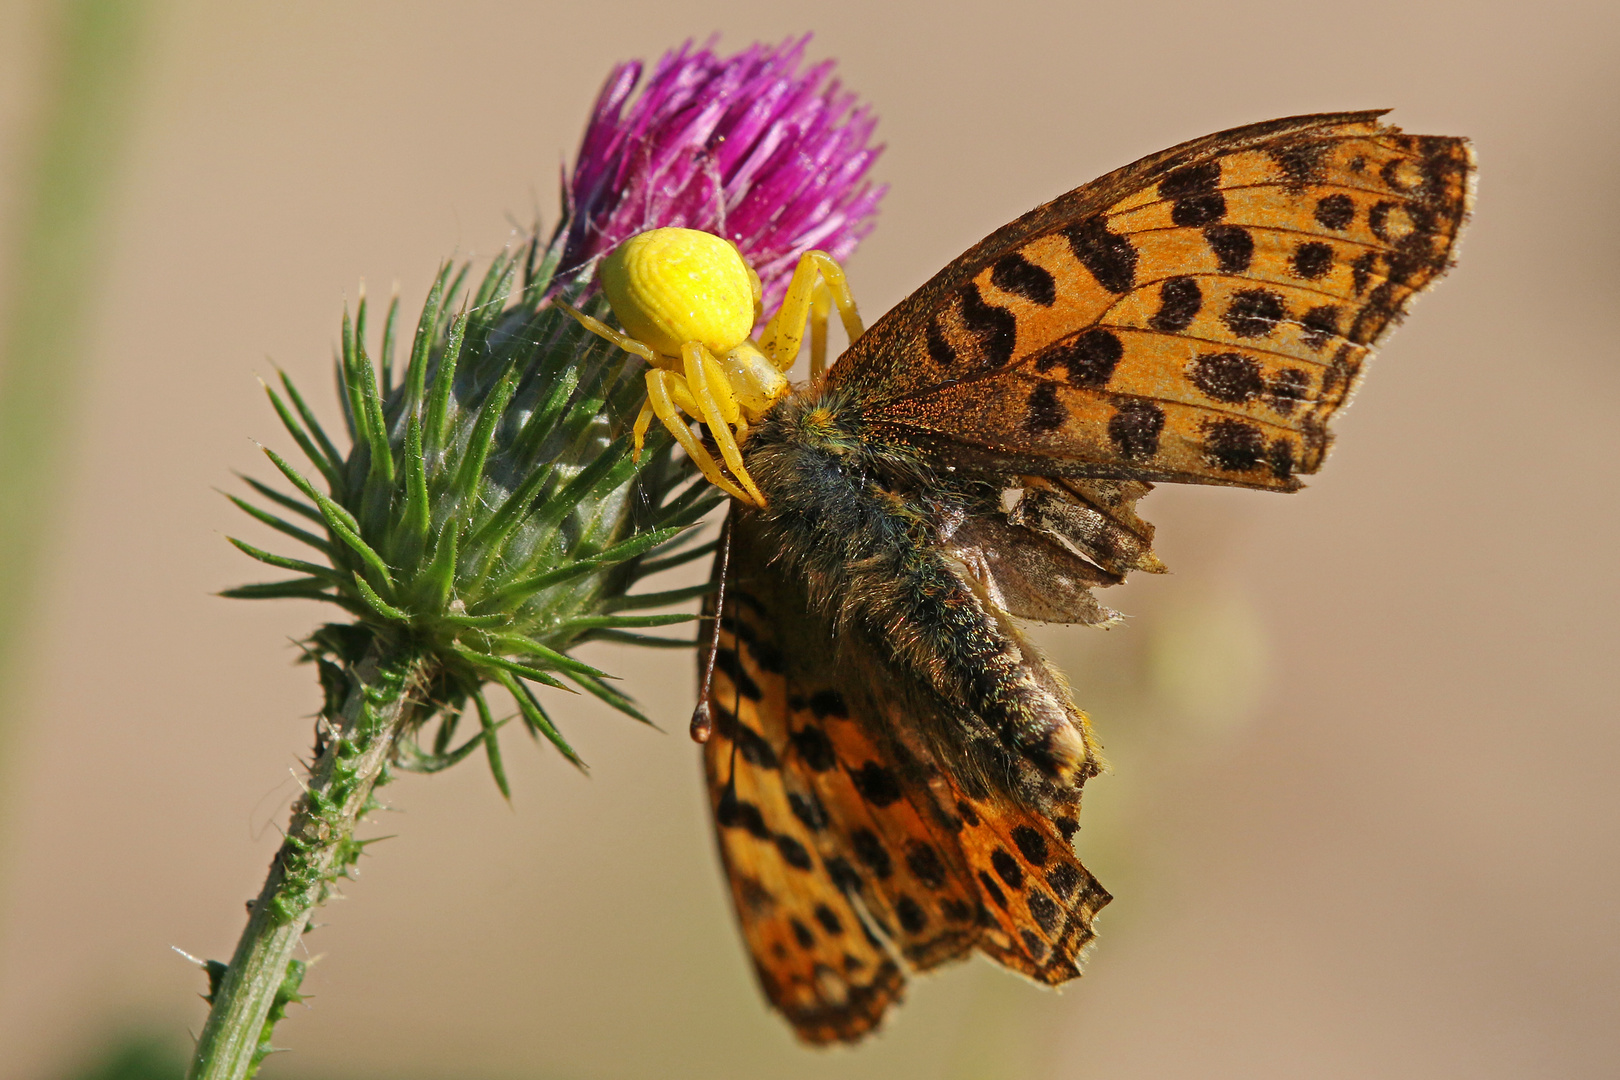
[1,1,1616,1077]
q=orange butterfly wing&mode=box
[702,515,1109,1043]
[700,112,1472,1043]
[827,111,1473,490]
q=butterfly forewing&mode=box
[828,112,1473,490]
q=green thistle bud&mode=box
[229,233,721,788]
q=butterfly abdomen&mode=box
[743,391,1098,813]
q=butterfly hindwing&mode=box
[828,111,1473,491]
[950,791,1109,984]
[702,581,904,1044]
[703,513,1111,1042]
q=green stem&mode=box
[186,637,425,1080]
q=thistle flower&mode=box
[562,35,886,313]
[190,40,884,1080]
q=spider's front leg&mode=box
[643,367,753,504]
[757,250,865,379]
[679,343,765,506]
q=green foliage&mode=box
[226,228,720,784]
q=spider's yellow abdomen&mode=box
[598,228,756,357]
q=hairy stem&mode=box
[187,638,424,1080]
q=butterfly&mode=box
[695,111,1472,1043]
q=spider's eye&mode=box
[598,228,756,357]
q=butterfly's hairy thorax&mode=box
[742,390,1101,813]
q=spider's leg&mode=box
[555,300,658,363]
[809,279,831,382]
[756,251,865,373]
[646,368,749,503]
[807,251,865,347]
[631,391,656,461]
[681,343,766,507]
[756,253,820,370]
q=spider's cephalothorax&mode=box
[561,228,863,505]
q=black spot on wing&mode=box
[990,848,1025,889]
[905,841,949,889]
[1024,382,1066,434]
[978,870,1008,910]
[1026,888,1061,934]
[775,832,814,870]
[1202,418,1267,472]
[1160,159,1226,226]
[788,791,828,832]
[808,690,848,719]
[1351,251,1379,296]
[926,320,956,367]
[956,800,981,827]
[1314,193,1355,230]
[1047,861,1081,900]
[991,252,1057,307]
[959,285,1017,369]
[1269,139,1329,186]
[790,724,837,772]
[1033,328,1123,389]
[851,762,902,807]
[1011,825,1050,867]
[749,638,785,673]
[1054,815,1078,841]
[1189,352,1263,403]
[1148,276,1202,333]
[711,703,778,770]
[1203,225,1254,274]
[1222,289,1286,339]
[1159,159,1221,200]
[791,917,815,948]
[815,904,844,935]
[1291,241,1334,280]
[713,647,761,700]
[896,894,928,934]
[1020,929,1048,960]
[851,828,893,878]
[825,855,863,894]
[1107,400,1164,461]
[716,789,771,839]
[1065,218,1137,294]
[1268,437,1296,481]
[1300,304,1341,351]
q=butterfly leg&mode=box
[644,368,752,504]
[757,251,865,376]
[681,342,766,506]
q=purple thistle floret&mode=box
[561,36,885,314]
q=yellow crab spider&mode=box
[558,227,864,507]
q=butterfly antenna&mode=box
[689,515,733,743]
